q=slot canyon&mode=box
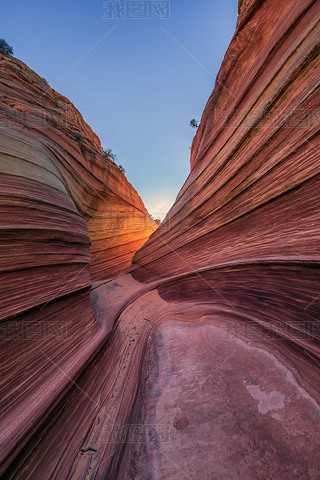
[0,0,319,478]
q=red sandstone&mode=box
[0,0,319,478]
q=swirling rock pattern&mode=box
[1,0,320,478]
[0,55,155,475]
[0,55,156,294]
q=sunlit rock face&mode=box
[0,55,156,293]
[0,55,155,475]
[1,0,320,479]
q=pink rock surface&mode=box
[128,320,320,479]
[0,54,154,475]
[1,0,319,478]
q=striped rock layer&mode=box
[1,0,320,479]
[0,55,155,475]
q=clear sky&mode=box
[2,0,238,219]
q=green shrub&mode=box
[0,39,13,56]
[103,148,117,163]
[189,119,199,128]
[74,133,82,142]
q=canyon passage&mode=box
[0,0,320,478]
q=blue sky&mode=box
[2,0,238,218]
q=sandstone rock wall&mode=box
[1,0,319,478]
[0,55,155,475]
[131,0,320,362]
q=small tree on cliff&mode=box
[103,148,117,163]
[189,119,199,128]
[0,39,13,56]
[118,165,125,174]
